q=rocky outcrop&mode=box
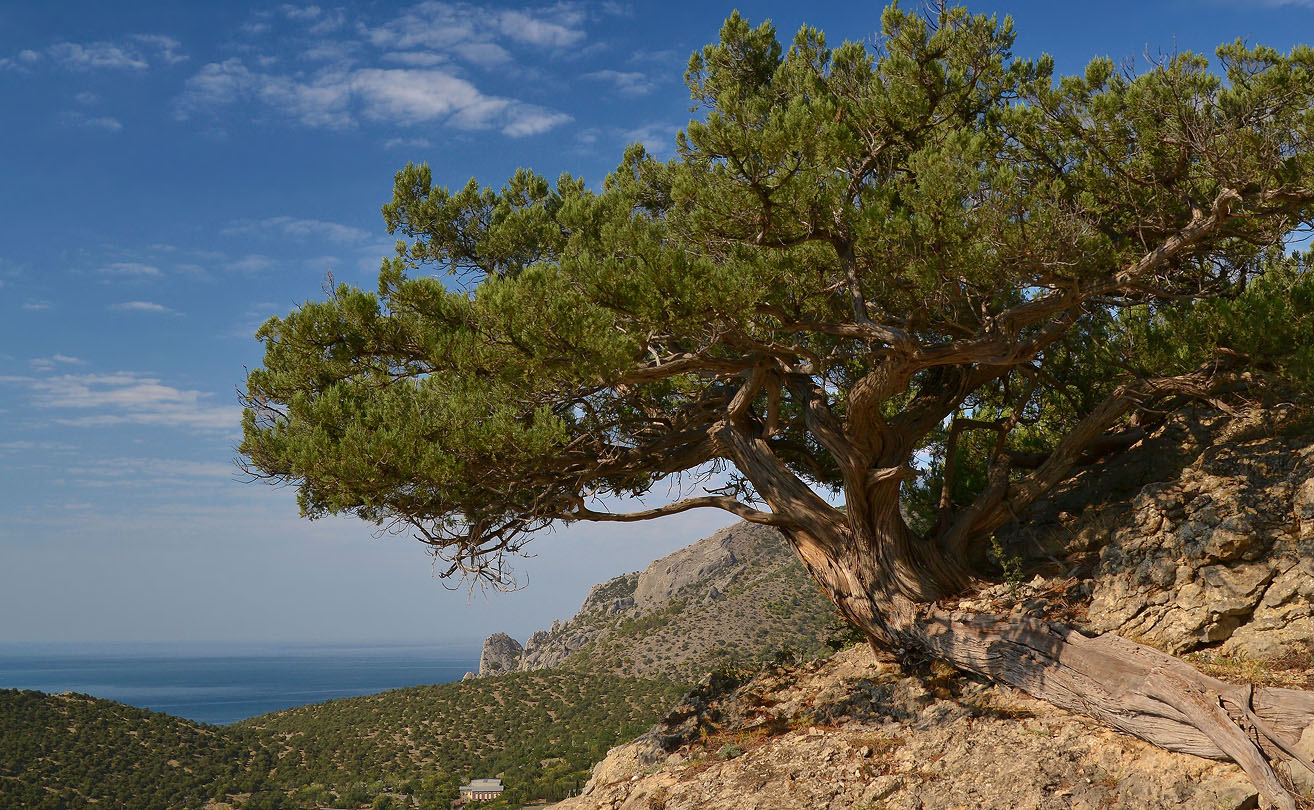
[632,523,774,609]
[556,645,1272,810]
[514,575,637,672]
[477,632,523,676]
[999,405,1314,660]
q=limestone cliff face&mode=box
[631,523,774,610]
[477,632,524,676]
[997,405,1314,660]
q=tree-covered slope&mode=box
[242,670,687,807]
[0,689,274,810]
[1,668,686,810]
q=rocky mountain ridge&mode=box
[470,522,837,682]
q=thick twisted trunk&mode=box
[911,609,1314,810]
[780,506,1314,810]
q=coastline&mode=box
[0,641,481,725]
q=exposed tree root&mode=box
[908,609,1314,810]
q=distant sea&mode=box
[0,641,481,726]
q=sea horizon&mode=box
[0,640,483,726]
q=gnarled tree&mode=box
[240,6,1314,807]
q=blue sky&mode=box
[1,0,1311,646]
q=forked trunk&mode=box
[781,507,1314,810]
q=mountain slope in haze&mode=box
[474,521,840,682]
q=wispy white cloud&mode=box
[68,456,238,483]
[24,35,188,72]
[109,300,176,314]
[129,34,188,65]
[48,41,148,70]
[382,51,455,68]
[98,262,162,277]
[62,111,124,132]
[383,136,432,149]
[226,254,278,274]
[281,4,324,22]
[574,121,678,156]
[241,20,273,37]
[0,49,40,72]
[362,2,585,54]
[351,67,507,126]
[178,2,580,136]
[449,42,513,68]
[276,4,347,35]
[308,10,347,36]
[175,58,354,128]
[178,62,571,136]
[301,39,362,63]
[21,299,52,311]
[584,69,653,96]
[30,354,86,372]
[495,7,586,48]
[0,371,242,431]
[502,107,572,137]
[223,215,371,243]
[621,122,677,154]
[0,439,77,455]
[172,263,212,280]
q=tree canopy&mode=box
[241,4,1314,587]
[240,6,1314,805]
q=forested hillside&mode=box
[242,670,686,808]
[0,669,686,810]
[0,689,275,810]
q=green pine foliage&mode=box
[1126,250,1314,392]
[239,3,1314,595]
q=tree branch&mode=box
[942,361,1244,555]
[570,495,789,527]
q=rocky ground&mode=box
[555,644,1307,810]
[993,404,1314,660]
